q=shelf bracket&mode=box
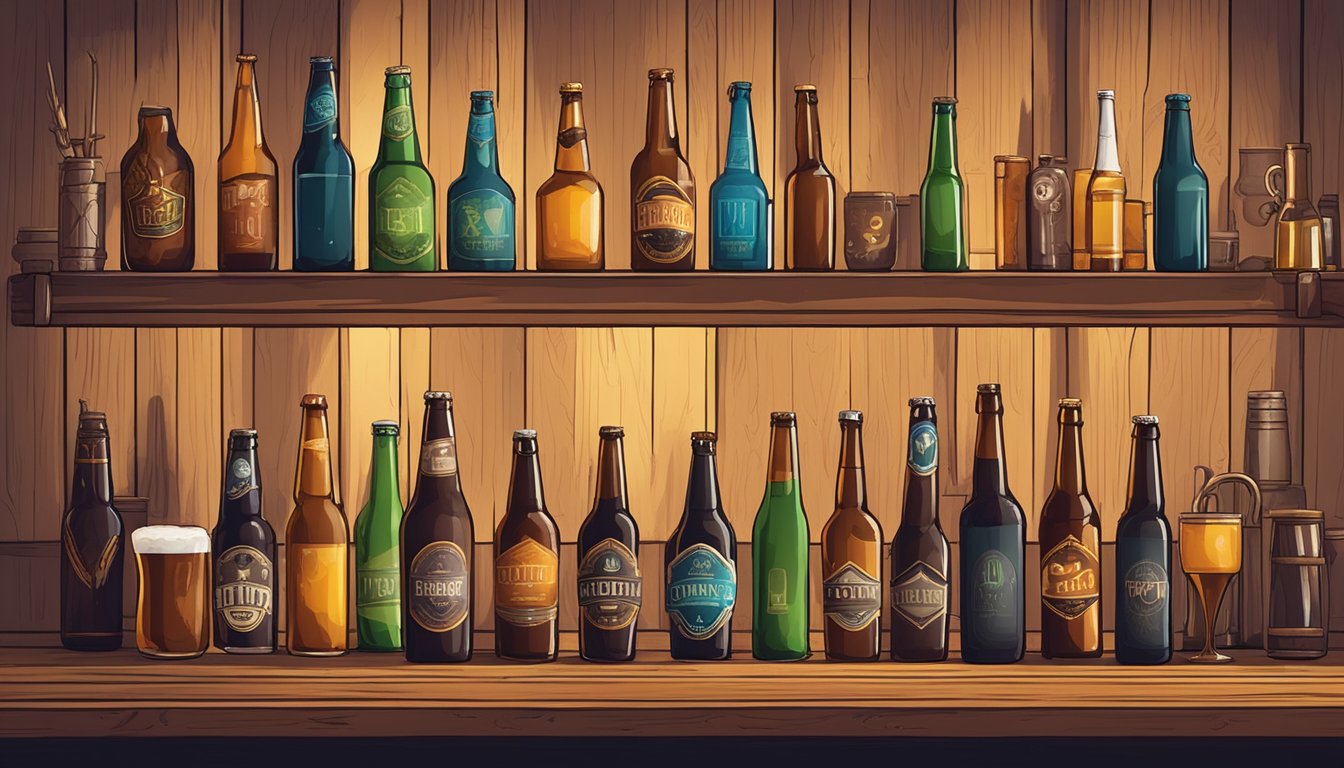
[1297,271,1321,319]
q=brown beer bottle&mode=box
[784,85,836,270]
[820,411,883,661]
[537,83,604,270]
[890,397,950,661]
[495,429,560,661]
[401,392,475,663]
[1039,398,1103,658]
[121,106,195,271]
[577,427,641,662]
[60,401,125,651]
[630,68,695,270]
[219,54,279,271]
[285,394,349,657]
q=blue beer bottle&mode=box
[1152,94,1208,271]
[292,56,354,271]
[448,91,516,271]
[709,82,770,270]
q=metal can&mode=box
[994,155,1029,270]
[58,157,107,271]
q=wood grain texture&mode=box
[1066,0,1147,198]
[650,327,712,539]
[1230,328,1303,484]
[791,328,849,540]
[398,328,430,502]
[954,329,1036,530]
[1032,0,1067,157]
[1150,328,1231,529]
[686,0,717,271]
[716,328,792,536]
[340,328,400,532]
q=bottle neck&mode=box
[724,90,759,173]
[301,67,339,145]
[462,100,501,174]
[794,95,823,165]
[1160,106,1194,165]
[1053,420,1088,495]
[1093,97,1121,172]
[593,436,630,510]
[766,423,800,490]
[834,422,865,511]
[928,109,958,172]
[139,115,174,150]
[644,79,680,151]
[507,439,545,513]
[71,435,113,506]
[416,404,463,495]
[220,443,261,516]
[972,398,1009,496]
[685,449,722,515]
[378,81,422,163]
[1285,146,1311,202]
[369,434,400,504]
[228,61,264,149]
[295,409,335,500]
[1124,434,1164,516]
[554,94,591,172]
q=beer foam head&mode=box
[132,525,209,554]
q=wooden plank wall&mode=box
[2,0,1342,646]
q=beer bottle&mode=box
[293,56,354,272]
[219,54,278,271]
[820,411,882,661]
[354,421,403,651]
[537,83,604,270]
[1039,398,1103,658]
[1274,143,1325,270]
[890,397,951,662]
[401,392,475,663]
[121,106,194,271]
[630,68,695,270]
[709,81,770,271]
[666,432,737,660]
[60,401,124,651]
[285,394,349,656]
[494,429,560,661]
[211,428,276,653]
[1085,89,1126,272]
[1115,415,1172,664]
[958,384,1026,663]
[752,412,810,661]
[448,90,516,271]
[370,66,436,271]
[920,97,967,271]
[784,85,836,271]
[578,426,642,662]
[1152,94,1208,271]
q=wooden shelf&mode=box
[3,648,1344,738]
[9,270,1342,328]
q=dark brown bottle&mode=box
[630,68,696,270]
[821,411,883,661]
[211,428,276,653]
[1039,398,1103,658]
[60,401,125,651]
[784,85,836,270]
[666,432,737,660]
[577,426,641,662]
[401,392,475,663]
[494,429,560,661]
[121,106,195,271]
[890,397,950,661]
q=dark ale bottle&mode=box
[577,427,642,662]
[890,397,950,662]
[401,392,475,663]
[1114,415,1172,664]
[666,432,737,660]
[60,401,124,651]
[1039,398,1103,658]
[821,411,883,661]
[212,429,276,653]
[121,106,194,271]
[958,384,1026,663]
[630,68,696,270]
[494,430,560,661]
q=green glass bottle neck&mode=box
[368,434,401,508]
[463,100,501,175]
[378,83,422,163]
[928,111,959,172]
[766,424,801,498]
[724,89,759,173]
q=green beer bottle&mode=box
[355,420,404,650]
[752,412,811,660]
[370,66,436,271]
[920,97,968,271]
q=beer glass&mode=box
[133,525,211,659]
[1179,513,1242,663]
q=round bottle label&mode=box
[214,545,274,633]
[633,176,694,263]
[907,421,938,475]
[408,541,470,632]
[577,538,642,630]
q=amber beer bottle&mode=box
[219,54,279,271]
[285,395,349,656]
[820,411,882,660]
[630,68,695,270]
[537,83,604,270]
[784,85,836,270]
[1039,398,1103,658]
[578,427,642,662]
[60,401,125,651]
[401,392,475,663]
[121,106,195,271]
[890,397,950,662]
[495,430,560,661]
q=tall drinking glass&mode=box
[133,525,211,659]
[1178,513,1242,663]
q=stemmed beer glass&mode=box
[1179,512,1242,663]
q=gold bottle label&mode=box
[577,538,642,630]
[126,158,188,239]
[494,536,558,627]
[214,545,274,632]
[633,176,694,263]
[1041,534,1100,620]
[220,174,275,252]
[63,519,119,590]
[408,541,470,632]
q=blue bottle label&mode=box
[451,188,514,266]
[907,421,938,476]
[715,198,759,257]
[1117,538,1170,650]
[666,543,736,640]
[295,173,353,269]
[303,82,337,132]
[961,524,1023,650]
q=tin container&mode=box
[1266,509,1328,659]
[1123,199,1147,270]
[1245,390,1292,485]
[58,157,107,271]
[12,227,59,274]
[993,156,1029,270]
[843,192,897,271]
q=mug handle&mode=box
[1264,163,1285,205]
[1195,471,1263,526]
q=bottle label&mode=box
[356,546,401,618]
[382,105,414,141]
[295,173,354,267]
[726,134,753,169]
[577,538,642,630]
[634,176,694,264]
[408,541,470,632]
[419,437,458,477]
[962,525,1023,648]
[822,561,882,631]
[467,113,494,147]
[666,543,736,640]
[451,188,514,264]
[125,157,188,239]
[374,176,434,265]
[220,174,275,252]
[907,421,938,475]
[715,198,759,256]
[214,545,274,632]
[1118,539,1170,649]
[225,456,257,500]
[62,518,119,590]
[558,126,587,148]
[1041,534,1101,620]
[766,567,793,614]
[494,536,559,627]
[890,560,948,630]
[303,81,337,132]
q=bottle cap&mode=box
[513,428,538,439]
[560,82,583,93]
[1059,397,1083,408]
[1097,88,1116,98]
[1132,415,1159,425]
[691,431,717,443]
[300,394,328,409]
[770,411,797,425]
[309,56,334,65]
[976,383,1000,394]
[470,89,494,100]
[228,428,259,438]
[372,420,400,435]
[794,84,817,92]
[838,410,862,423]
[599,425,625,438]
[138,105,172,118]
[909,396,936,407]
[1038,154,1055,164]
[648,68,675,79]
[423,390,453,402]
[1166,93,1191,103]
[729,80,752,91]
[933,96,958,105]
[236,53,257,63]
[385,65,412,76]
